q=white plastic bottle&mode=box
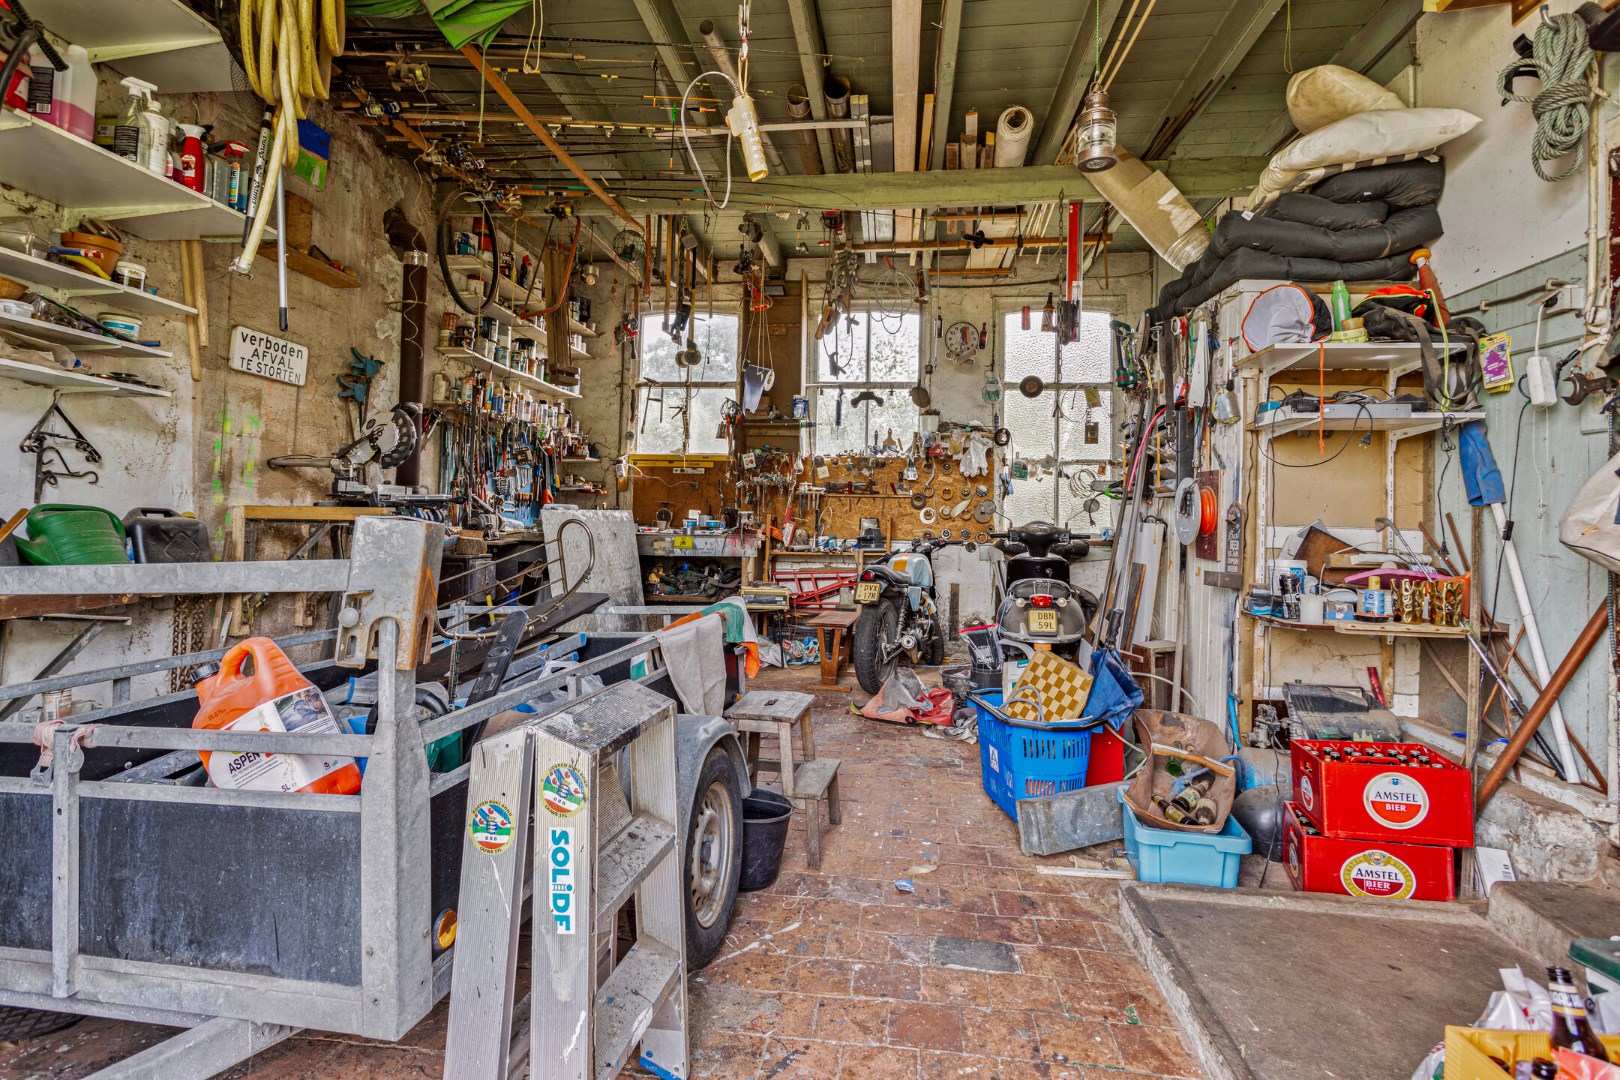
[140,94,171,177]
[48,45,95,141]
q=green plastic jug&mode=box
[14,504,131,566]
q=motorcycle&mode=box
[991,522,1099,662]
[852,538,956,694]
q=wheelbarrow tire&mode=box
[684,745,743,970]
[0,1005,82,1041]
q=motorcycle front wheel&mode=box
[853,598,901,694]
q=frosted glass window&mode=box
[808,312,920,454]
[1001,310,1115,530]
[636,312,739,454]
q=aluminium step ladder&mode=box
[444,680,689,1080]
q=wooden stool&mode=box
[726,690,815,797]
[808,609,861,691]
[791,758,842,869]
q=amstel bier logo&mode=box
[1362,771,1428,830]
[1340,849,1416,899]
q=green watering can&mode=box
[14,504,131,566]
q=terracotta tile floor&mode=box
[0,667,1200,1080]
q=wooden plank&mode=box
[256,244,360,288]
[603,158,1267,212]
[241,505,392,521]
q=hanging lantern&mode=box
[1075,90,1118,173]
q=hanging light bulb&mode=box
[1041,291,1056,332]
[1075,90,1118,173]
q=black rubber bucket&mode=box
[739,790,793,892]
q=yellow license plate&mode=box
[1028,609,1059,635]
[855,582,882,604]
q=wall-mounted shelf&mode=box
[28,0,236,92]
[570,319,596,338]
[0,356,170,396]
[437,346,580,401]
[0,111,262,240]
[256,246,361,289]
[0,311,171,358]
[1235,340,1468,380]
[0,246,196,317]
[1245,612,1479,640]
[1250,408,1486,439]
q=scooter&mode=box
[852,537,957,693]
[991,522,1099,662]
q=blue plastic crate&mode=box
[972,691,1094,820]
[1119,788,1252,888]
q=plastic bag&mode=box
[1556,1047,1620,1079]
[860,668,954,726]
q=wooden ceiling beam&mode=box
[1031,0,1129,168]
[461,45,641,230]
[1146,0,1287,159]
[1244,0,1423,156]
[575,157,1265,212]
[784,0,838,174]
[928,0,964,171]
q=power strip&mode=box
[1525,354,1558,407]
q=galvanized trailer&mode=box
[0,518,750,1078]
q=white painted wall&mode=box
[1406,2,1591,295]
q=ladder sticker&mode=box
[542,763,589,817]
[468,800,515,855]
[549,827,577,935]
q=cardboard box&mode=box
[1283,801,1456,902]
[1292,739,1474,848]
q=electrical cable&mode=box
[1259,403,1373,468]
[1496,11,1598,183]
[680,69,741,209]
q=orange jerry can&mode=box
[191,637,362,794]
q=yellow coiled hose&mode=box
[230,0,344,273]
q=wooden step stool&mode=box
[726,689,815,797]
[791,758,842,870]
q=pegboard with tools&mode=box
[791,447,1000,545]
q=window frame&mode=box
[633,309,742,457]
[997,298,1120,528]
[805,307,923,456]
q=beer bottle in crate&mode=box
[1548,966,1610,1062]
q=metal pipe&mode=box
[785,83,824,174]
[396,249,430,487]
[1478,603,1609,809]
[697,18,787,175]
[823,71,853,173]
[1491,500,1580,780]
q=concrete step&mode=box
[1487,879,1620,976]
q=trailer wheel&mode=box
[684,745,742,970]
[0,1006,81,1041]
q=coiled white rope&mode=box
[1497,11,1598,183]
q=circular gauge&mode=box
[944,321,979,360]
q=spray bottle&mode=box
[112,77,168,176]
[176,123,206,192]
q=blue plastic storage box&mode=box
[972,691,1093,820]
[1119,788,1251,888]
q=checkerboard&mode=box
[1005,649,1094,724]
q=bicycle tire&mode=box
[438,190,499,315]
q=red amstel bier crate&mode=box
[1283,802,1456,902]
[1290,740,1474,848]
